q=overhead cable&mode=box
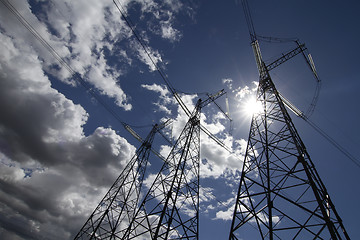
[280,92,360,168]
[113,0,233,153]
[304,117,360,168]
[0,0,169,161]
[113,0,190,117]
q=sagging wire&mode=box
[304,117,360,168]
[113,0,233,153]
[113,0,190,117]
[254,33,321,119]
[0,0,170,161]
[257,35,299,43]
[279,93,360,168]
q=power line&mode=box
[113,0,233,153]
[5,0,356,170]
[0,1,118,121]
[304,117,360,168]
[113,0,190,116]
[279,91,360,168]
[0,0,169,161]
[1,0,234,170]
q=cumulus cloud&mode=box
[141,83,174,114]
[233,81,258,101]
[212,195,237,221]
[142,87,245,179]
[134,88,246,223]
[134,42,164,72]
[215,206,235,221]
[141,84,197,139]
[200,134,245,178]
[222,78,233,90]
[129,0,183,42]
[0,0,186,112]
[161,20,182,41]
[0,0,136,110]
[0,24,136,239]
[0,0,262,237]
[0,0,201,239]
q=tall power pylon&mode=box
[120,92,224,240]
[74,91,224,239]
[74,123,165,239]
[121,99,202,240]
[229,1,350,239]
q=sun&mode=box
[242,96,263,117]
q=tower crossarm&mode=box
[201,89,226,108]
[124,123,167,162]
[265,43,307,71]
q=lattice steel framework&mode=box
[229,40,350,239]
[121,99,202,240]
[74,124,160,239]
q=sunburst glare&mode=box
[242,96,263,117]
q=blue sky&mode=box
[0,0,359,239]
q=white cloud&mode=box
[0,29,136,239]
[0,0,187,111]
[1,1,267,236]
[137,85,248,225]
[135,42,164,72]
[200,131,245,179]
[142,87,245,179]
[0,159,25,182]
[141,83,174,114]
[233,81,258,101]
[199,187,216,204]
[215,205,235,221]
[131,0,183,42]
[170,94,198,138]
[0,0,133,111]
[141,88,198,140]
[159,145,173,159]
[201,113,226,134]
[213,196,236,221]
[160,14,182,42]
[0,0,197,239]
[222,78,233,90]
[164,0,184,12]
[142,83,171,98]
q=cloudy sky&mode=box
[1,0,360,239]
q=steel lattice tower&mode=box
[74,124,161,239]
[228,38,350,239]
[121,99,203,240]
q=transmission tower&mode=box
[121,100,201,240]
[121,92,224,240]
[74,123,166,239]
[229,1,350,239]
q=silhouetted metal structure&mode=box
[229,1,350,239]
[75,90,224,240]
[121,99,202,240]
[74,123,164,239]
[121,93,224,240]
